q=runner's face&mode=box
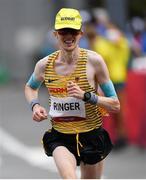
[54,28,83,51]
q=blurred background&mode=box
[0,0,146,179]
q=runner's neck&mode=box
[59,47,80,65]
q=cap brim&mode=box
[55,24,81,30]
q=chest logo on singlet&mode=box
[48,79,59,83]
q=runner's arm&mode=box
[25,59,45,104]
[92,53,120,112]
[24,58,48,121]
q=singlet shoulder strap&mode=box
[48,50,60,61]
[45,51,59,71]
[79,48,88,59]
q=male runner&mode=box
[25,8,120,179]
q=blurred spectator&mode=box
[127,17,146,57]
[79,9,92,49]
[85,21,130,150]
[92,8,110,37]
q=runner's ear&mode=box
[53,31,57,37]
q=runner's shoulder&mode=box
[86,49,104,66]
[35,55,49,70]
[35,51,58,70]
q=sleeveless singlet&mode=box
[44,48,107,134]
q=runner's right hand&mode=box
[32,104,48,122]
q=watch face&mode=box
[84,92,91,101]
[86,92,91,99]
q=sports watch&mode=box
[83,92,91,102]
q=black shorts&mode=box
[42,127,113,166]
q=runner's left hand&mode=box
[67,81,84,99]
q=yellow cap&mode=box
[55,8,82,30]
